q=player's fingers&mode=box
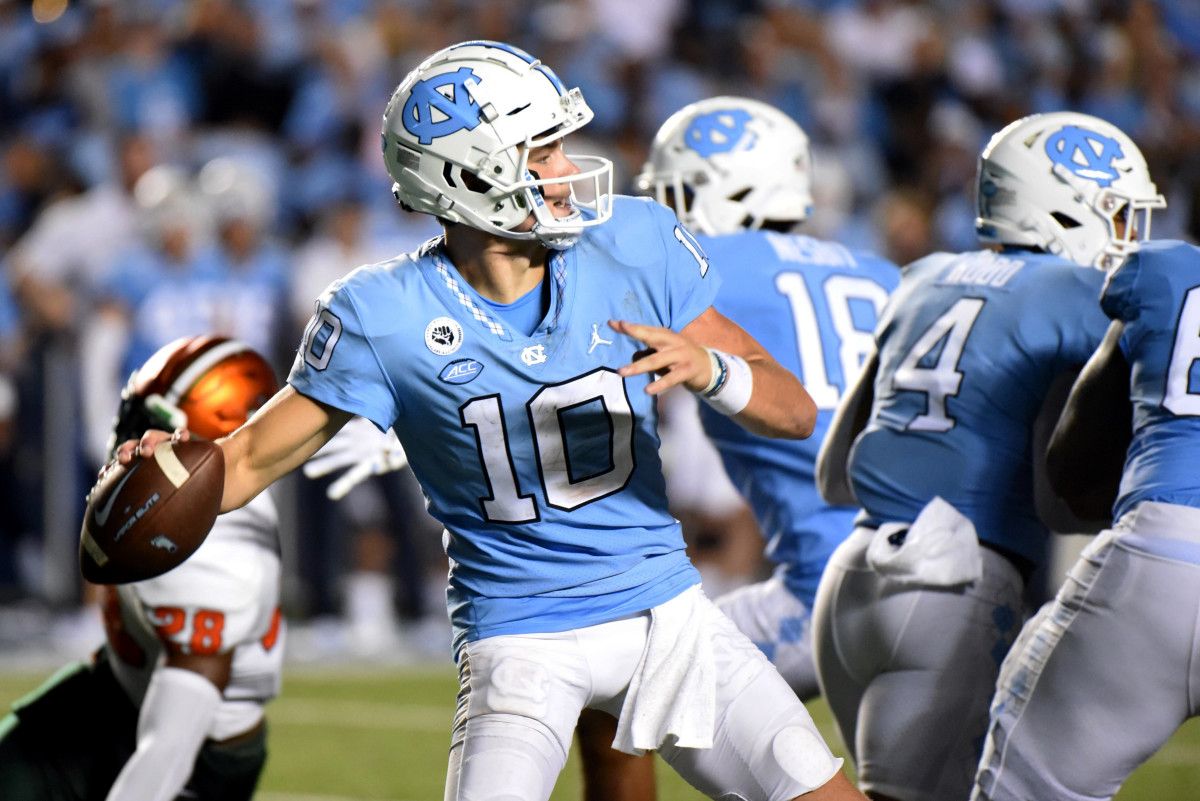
[618,347,682,378]
[135,429,174,459]
[170,428,191,444]
[609,319,677,347]
[327,462,373,501]
[114,440,139,465]
[644,369,690,395]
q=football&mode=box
[79,439,225,584]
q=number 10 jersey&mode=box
[289,196,719,655]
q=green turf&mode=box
[2,667,1197,799]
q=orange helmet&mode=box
[109,336,278,456]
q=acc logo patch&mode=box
[439,358,484,385]
[684,109,755,158]
[1044,125,1124,188]
[425,316,464,356]
[402,68,484,145]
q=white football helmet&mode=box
[197,157,272,229]
[133,165,210,248]
[636,96,813,236]
[381,40,613,250]
[976,111,1165,270]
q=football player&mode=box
[972,236,1200,800]
[578,96,901,800]
[0,335,285,801]
[115,41,864,801]
[813,111,1165,801]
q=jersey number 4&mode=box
[459,368,635,522]
[1165,286,1200,416]
[892,297,986,432]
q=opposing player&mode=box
[0,335,285,801]
[813,111,1165,801]
[114,41,861,801]
[578,96,900,800]
[971,237,1200,800]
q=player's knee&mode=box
[770,724,841,792]
[453,715,565,801]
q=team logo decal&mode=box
[684,109,755,158]
[425,317,464,356]
[1044,125,1124,188]
[588,323,612,354]
[521,344,547,366]
[402,68,484,145]
[438,358,484,385]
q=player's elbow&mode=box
[789,392,818,439]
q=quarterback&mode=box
[116,41,863,801]
[814,111,1164,801]
[0,336,285,801]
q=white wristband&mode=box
[699,348,752,416]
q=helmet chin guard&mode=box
[383,41,613,249]
[976,111,1165,270]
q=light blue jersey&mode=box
[697,231,899,605]
[1102,240,1200,520]
[849,250,1110,566]
[289,196,718,655]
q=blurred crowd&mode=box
[2,0,1199,660]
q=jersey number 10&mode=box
[459,368,635,522]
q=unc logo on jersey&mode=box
[684,109,755,158]
[439,358,484,384]
[1044,125,1124,188]
[521,344,547,366]
[425,316,464,356]
[402,68,484,145]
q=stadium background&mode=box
[0,0,1198,797]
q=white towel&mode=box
[866,496,983,587]
[612,586,716,756]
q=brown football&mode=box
[79,439,225,584]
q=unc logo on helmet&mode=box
[684,109,755,158]
[402,67,484,145]
[1044,125,1124,188]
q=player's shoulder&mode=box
[1121,239,1199,281]
[1103,239,1198,321]
[584,195,678,250]
[581,194,709,277]
[317,242,433,328]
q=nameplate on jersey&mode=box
[439,358,484,385]
[938,253,1024,288]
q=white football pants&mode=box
[812,527,1024,801]
[444,586,841,801]
[973,501,1200,801]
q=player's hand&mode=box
[610,319,713,395]
[113,428,190,465]
[302,416,408,501]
